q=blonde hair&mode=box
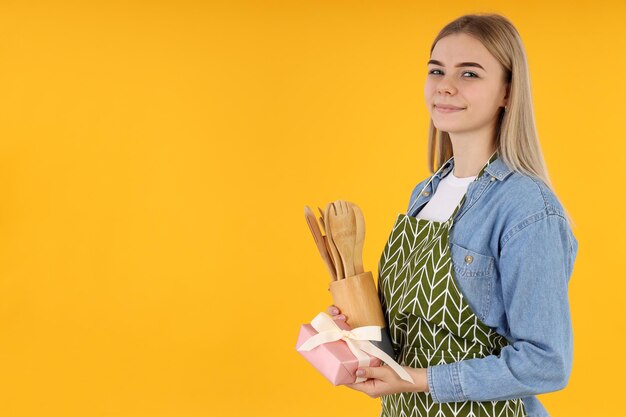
[426,13,574,227]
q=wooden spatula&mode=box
[304,206,336,280]
[317,207,326,233]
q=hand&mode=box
[345,365,429,398]
[326,304,347,322]
[327,305,429,397]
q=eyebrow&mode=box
[427,59,486,71]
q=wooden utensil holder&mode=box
[329,271,386,328]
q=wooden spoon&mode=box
[325,202,345,279]
[328,200,357,277]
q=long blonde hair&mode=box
[426,13,574,227]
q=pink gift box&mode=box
[295,318,382,386]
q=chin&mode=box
[432,122,458,132]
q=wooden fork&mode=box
[327,200,357,277]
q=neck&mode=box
[449,131,497,178]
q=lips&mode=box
[435,104,465,113]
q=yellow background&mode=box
[0,1,623,416]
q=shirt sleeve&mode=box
[427,212,578,403]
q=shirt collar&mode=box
[433,157,455,179]
[484,156,514,180]
[433,154,514,181]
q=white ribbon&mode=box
[297,312,414,384]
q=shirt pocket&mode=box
[449,242,495,323]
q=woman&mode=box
[327,13,578,417]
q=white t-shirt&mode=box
[415,171,476,222]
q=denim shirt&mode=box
[405,156,578,417]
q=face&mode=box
[424,33,509,138]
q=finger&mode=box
[345,381,377,398]
[326,305,340,316]
[356,366,389,381]
[345,382,367,392]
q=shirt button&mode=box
[490,177,496,182]
[422,191,430,196]
[464,255,473,264]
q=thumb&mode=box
[356,366,387,380]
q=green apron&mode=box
[378,153,527,417]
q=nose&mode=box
[436,75,457,95]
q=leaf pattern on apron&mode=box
[378,153,527,417]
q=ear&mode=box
[502,82,511,107]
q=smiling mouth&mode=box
[435,105,465,113]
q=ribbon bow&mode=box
[297,312,414,384]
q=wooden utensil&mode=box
[327,200,357,278]
[304,206,336,280]
[350,203,365,275]
[325,202,344,279]
[314,207,334,272]
[317,206,326,233]
[321,235,335,274]
[316,207,335,271]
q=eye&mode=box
[462,71,479,78]
[428,68,443,75]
